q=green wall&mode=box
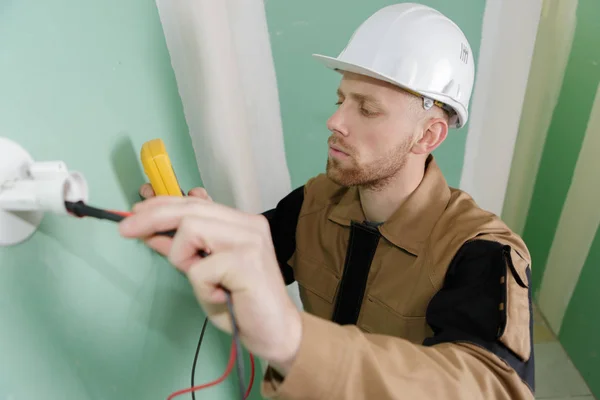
[0,1,253,399]
[518,0,600,397]
[0,0,486,398]
[561,223,600,397]
[522,0,600,295]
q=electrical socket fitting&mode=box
[0,137,89,246]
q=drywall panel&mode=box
[502,0,578,235]
[460,0,543,215]
[0,1,260,398]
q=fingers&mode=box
[186,251,231,302]
[168,216,264,270]
[139,183,155,199]
[167,215,211,271]
[143,235,173,257]
[138,184,211,201]
[119,196,268,275]
[132,195,198,212]
[120,201,194,238]
[188,187,212,201]
[120,200,269,267]
[122,196,267,239]
[186,252,236,332]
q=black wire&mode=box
[65,201,126,222]
[191,317,209,400]
[65,200,245,398]
[188,295,245,400]
[65,200,180,238]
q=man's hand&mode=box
[118,195,302,375]
[137,183,213,258]
[138,183,213,201]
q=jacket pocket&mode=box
[498,246,532,361]
[290,251,340,319]
[359,296,432,344]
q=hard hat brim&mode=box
[312,53,466,128]
[313,53,419,94]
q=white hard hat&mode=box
[313,3,475,128]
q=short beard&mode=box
[326,137,412,191]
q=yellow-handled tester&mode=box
[140,138,184,197]
[139,139,248,399]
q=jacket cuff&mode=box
[261,312,351,399]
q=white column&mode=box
[460,0,543,217]
[155,0,292,214]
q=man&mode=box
[125,3,534,399]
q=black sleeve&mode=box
[423,240,535,393]
[262,185,305,285]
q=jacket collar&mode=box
[328,156,451,255]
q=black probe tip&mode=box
[64,200,85,217]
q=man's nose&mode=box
[326,106,349,137]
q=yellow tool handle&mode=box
[140,138,183,197]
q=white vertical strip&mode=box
[502,0,579,235]
[155,0,297,373]
[155,0,292,214]
[222,0,304,338]
[225,0,292,210]
[460,0,543,216]
[538,83,600,334]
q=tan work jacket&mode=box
[261,157,534,400]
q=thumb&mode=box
[139,183,155,199]
[187,187,212,201]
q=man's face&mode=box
[325,72,421,189]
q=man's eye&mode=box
[360,107,377,117]
[335,101,343,106]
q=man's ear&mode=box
[412,118,448,155]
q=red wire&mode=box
[108,210,133,218]
[245,354,256,399]
[104,207,257,398]
[167,342,235,400]
[166,340,255,400]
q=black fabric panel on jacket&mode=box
[423,240,535,393]
[332,222,381,325]
[262,185,305,285]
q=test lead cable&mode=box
[64,200,253,399]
